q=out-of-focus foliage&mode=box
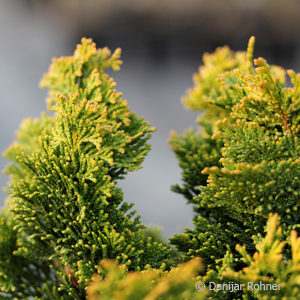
[182,45,250,123]
[87,258,207,300]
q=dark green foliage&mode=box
[0,209,67,299]
[169,123,223,204]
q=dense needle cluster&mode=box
[1,38,171,299]
[170,37,300,271]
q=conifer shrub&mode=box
[170,37,300,270]
[1,38,172,299]
[0,36,299,299]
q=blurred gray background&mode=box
[1,0,300,238]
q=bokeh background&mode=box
[1,0,300,237]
